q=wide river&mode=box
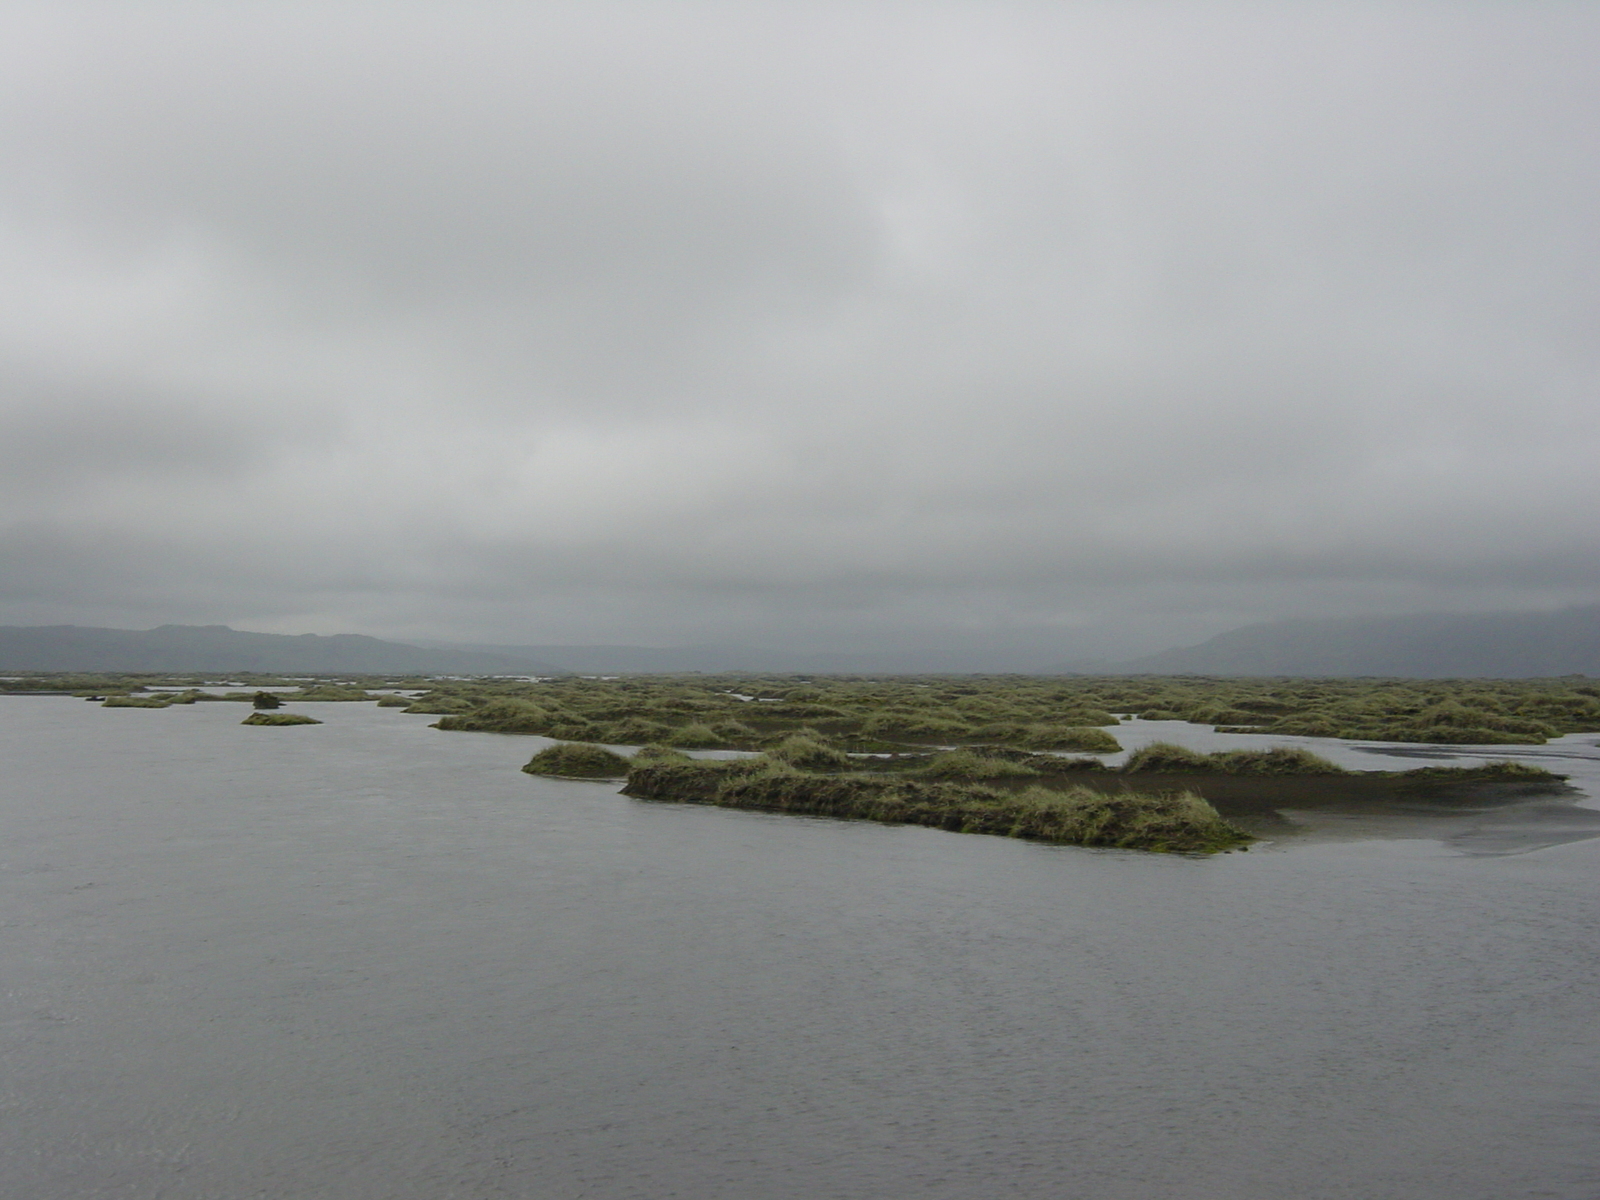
[2,695,1597,1199]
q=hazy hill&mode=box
[1111,605,1600,677]
[0,625,563,676]
[432,642,909,675]
[9,606,1598,679]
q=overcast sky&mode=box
[1,2,1596,662]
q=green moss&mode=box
[631,743,694,764]
[622,760,1249,854]
[435,699,554,733]
[859,711,974,742]
[521,742,632,779]
[1058,708,1120,727]
[241,711,322,726]
[1123,742,1212,772]
[592,717,673,744]
[290,684,374,702]
[1207,746,1347,774]
[765,733,854,772]
[918,749,1041,779]
[1017,725,1122,753]
[663,722,725,748]
[403,691,481,715]
[1124,742,1345,774]
[1394,760,1564,784]
[335,671,1600,753]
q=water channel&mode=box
[2,696,1596,1198]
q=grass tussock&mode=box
[622,760,1250,854]
[290,684,373,702]
[765,733,854,772]
[1395,760,1564,784]
[918,749,1042,779]
[522,742,632,779]
[102,695,173,708]
[631,743,694,764]
[1121,742,1211,772]
[1017,725,1122,753]
[1123,742,1346,774]
[241,711,322,726]
[407,672,1600,752]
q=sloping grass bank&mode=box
[622,760,1250,854]
[521,742,632,778]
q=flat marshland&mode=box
[15,669,1589,852]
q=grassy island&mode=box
[102,694,176,708]
[522,742,632,778]
[606,741,1570,853]
[622,757,1251,854]
[242,711,322,726]
[21,668,1588,849]
[29,669,1600,750]
[403,673,1600,749]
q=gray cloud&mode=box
[1,2,1597,661]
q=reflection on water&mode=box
[1,697,1597,1199]
[1104,718,1600,854]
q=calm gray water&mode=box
[2,696,1598,1199]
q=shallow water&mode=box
[1107,718,1600,853]
[2,697,1597,1199]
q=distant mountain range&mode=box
[0,625,564,676]
[1100,604,1600,678]
[2,605,1597,678]
[421,642,922,675]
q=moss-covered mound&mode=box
[1401,764,1561,784]
[631,743,694,765]
[242,711,322,726]
[1124,742,1345,774]
[407,672,1600,751]
[917,749,1045,779]
[622,760,1250,854]
[1016,725,1122,753]
[103,695,173,708]
[522,742,632,779]
[289,684,373,702]
[764,733,854,772]
[1354,759,1571,810]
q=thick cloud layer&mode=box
[2,2,1597,661]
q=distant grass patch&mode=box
[408,673,1600,754]
[290,684,373,702]
[522,742,632,779]
[242,711,322,726]
[102,695,172,708]
[435,698,553,733]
